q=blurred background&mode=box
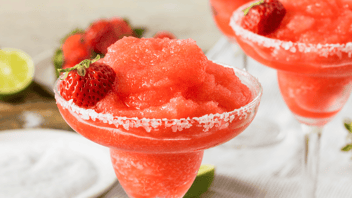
[0,1,224,197]
[2,0,352,198]
[0,0,222,126]
[0,0,220,57]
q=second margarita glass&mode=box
[231,2,352,197]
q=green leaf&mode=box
[53,48,64,78]
[133,28,146,38]
[60,28,85,44]
[57,55,101,78]
[344,121,352,133]
[242,0,264,16]
[341,144,352,152]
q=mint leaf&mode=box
[344,121,352,133]
[342,144,352,152]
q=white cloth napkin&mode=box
[102,37,352,198]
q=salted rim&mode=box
[54,62,262,132]
[230,2,352,60]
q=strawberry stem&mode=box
[57,55,100,79]
[242,0,264,16]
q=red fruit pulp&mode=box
[110,150,203,198]
[268,0,352,44]
[99,37,252,118]
[277,71,352,125]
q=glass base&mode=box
[294,114,332,127]
[223,117,284,148]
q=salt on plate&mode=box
[0,142,98,198]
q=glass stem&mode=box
[301,124,323,198]
[242,52,248,71]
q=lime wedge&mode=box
[184,164,215,198]
[0,48,34,100]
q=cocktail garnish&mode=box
[57,55,100,79]
[242,0,264,16]
[241,0,286,35]
[57,55,116,108]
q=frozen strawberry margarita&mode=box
[231,0,352,125]
[231,0,352,197]
[54,37,262,198]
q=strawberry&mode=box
[110,17,134,38]
[84,18,134,55]
[84,20,116,55]
[241,0,286,35]
[62,33,92,65]
[153,31,176,39]
[58,56,116,108]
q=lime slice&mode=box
[0,48,34,100]
[184,164,215,198]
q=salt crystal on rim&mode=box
[54,64,262,133]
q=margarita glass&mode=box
[54,63,262,198]
[210,0,251,41]
[210,0,283,147]
[231,1,352,197]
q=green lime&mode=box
[0,48,34,101]
[184,164,215,198]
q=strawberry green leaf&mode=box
[243,0,264,16]
[53,48,64,78]
[57,55,101,79]
[133,28,146,38]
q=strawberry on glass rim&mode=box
[241,0,286,35]
[57,55,116,108]
[230,0,352,197]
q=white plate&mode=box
[0,128,117,198]
[33,50,57,96]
